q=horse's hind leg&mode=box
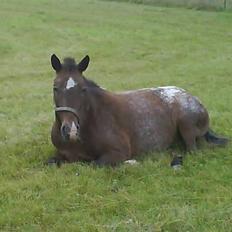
[178,120,199,152]
[170,121,201,169]
[178,114,208,152]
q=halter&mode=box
[55,106,82,141]
[55,107,79,118]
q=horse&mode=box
[48,54,228,167]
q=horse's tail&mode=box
[204,129,229,146]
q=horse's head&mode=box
[51,54,90,142]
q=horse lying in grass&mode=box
[48,54,228,167]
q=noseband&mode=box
[55,107,79,119]
[55,106,81,141]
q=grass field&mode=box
[0,0,232,231]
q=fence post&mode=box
[224,0,227,9]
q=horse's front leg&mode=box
[93,140,131,167]
[92,131,132,167]
[93,151,131,167]
[46,151,66,167]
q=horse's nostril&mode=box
[61,124,70,140]
[77,120,80,129]
[61,125,65,134]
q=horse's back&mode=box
[120,86,207,119]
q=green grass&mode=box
[0,0,232,231]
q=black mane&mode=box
[84,77,100,88]
[62,57,100,88]
[62,57,77,71]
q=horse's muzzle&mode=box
[61,122,79,142]
[55,107,80,142]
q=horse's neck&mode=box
[82,88,117,124]
[91,88,116,113]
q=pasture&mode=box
[0,0,232,231]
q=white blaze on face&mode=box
[66,77,76,90]
[69,121,78,140]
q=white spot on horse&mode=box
[124,160,138,165]
[157,86,185,104]
[66,77,77,90]
[156,86,201,113]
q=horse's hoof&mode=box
[171,156,183,170]
[124,159,138,165]
[46,157,62,167]
[47,159,57,166]
[172,164,182,170]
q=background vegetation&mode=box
[0,0,232,231]
[103,0,232,10]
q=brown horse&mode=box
[48,54,228,166]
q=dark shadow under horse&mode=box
[48,54,228,167]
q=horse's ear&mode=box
[51,54,62,72]
[78,55,90,72]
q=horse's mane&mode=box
[63,57,77,72]
[84,78,100,88]
[63,57,100,89]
